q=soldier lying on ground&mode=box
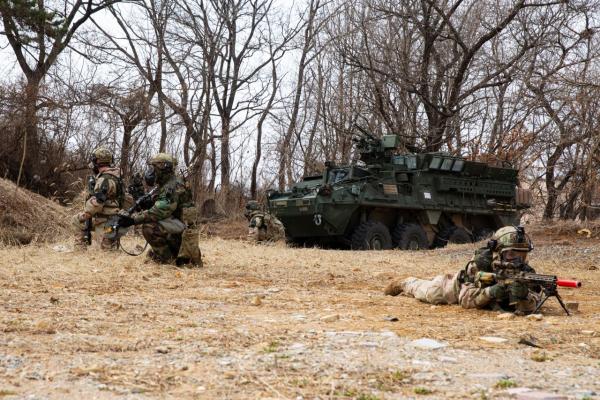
[116,153,202,267]
[73,147,130,250]
[384,226,540,315]
[244,200,285,243]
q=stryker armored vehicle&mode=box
[267,133,532,250]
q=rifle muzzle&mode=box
[557,279,581,288]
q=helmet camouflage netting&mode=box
[149,153,177,169]
[91,147,113,165]
[491,226,532,252]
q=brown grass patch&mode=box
[0,178,71,245]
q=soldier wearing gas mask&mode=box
[116,153,202,266]
[384,226,539,315]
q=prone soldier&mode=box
[244,200,285,243]
[384,226,541,315]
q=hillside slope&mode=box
[0,178,71,244]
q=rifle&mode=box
[84,218,92,245]
[83,175,96,245]
[104,186,158,241]
[127,173,146,201]
[478,261,582,315]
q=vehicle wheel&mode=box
[448,227,472,244]
[392,223,429,250]
[433,226,472,248]
[351,221,392,250]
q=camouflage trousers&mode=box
[400,273,538,312]
[142,222,202,266]
[247,226,284,243]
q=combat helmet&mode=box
[145,153,176,185]
[91,147,113,166]
[489,226,533,254]
[149,153,177,171]
[246,200,260,211]
[244,200,260,218]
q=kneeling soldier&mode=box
[73,147,127,250]
[116,153,202,266]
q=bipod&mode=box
[533,286,570,316]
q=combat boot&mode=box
[73,236,88,251]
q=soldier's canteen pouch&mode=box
[158,217,186,234]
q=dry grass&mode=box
[0,178,71,245]
[0,232,599,399]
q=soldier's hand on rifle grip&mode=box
[487,282,507,300]
[117,215,135,228]
[508,281,529,304]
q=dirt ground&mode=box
[0,234,599,400]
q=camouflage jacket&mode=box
[458,247,537,311]
[132,175,192,224]
[84,168,124,217]
[247,210,285,241]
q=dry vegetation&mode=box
[0,178,71,245]
[0,231,598,399]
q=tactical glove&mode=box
[508,281,529,304]
[117,215,135,228]
[487,282,507,300]
[138,197,155,211]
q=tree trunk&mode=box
[120,124,133,179]
[220,117,231,199]
[158,94,167,152]
[17,77,42,188]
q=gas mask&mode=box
[501,249,527,265]
[144,166,156,187]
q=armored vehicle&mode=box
[268,134,532,250]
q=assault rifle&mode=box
[127,172,146,201]
[478,261,582,315]
[84,218,92,245]
[104,186,158,241]
[83,175,96,245]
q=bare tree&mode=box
[0,0,120,190]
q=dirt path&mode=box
[0,238,599,399]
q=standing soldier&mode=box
[116,153,202,266]
[384,226,539,315]
[73,147,127,250]
[244,200,285,243]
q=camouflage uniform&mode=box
[385,226,539,314]
[73,148,126,250]
[130,154,202,266]
[244,201,285,242]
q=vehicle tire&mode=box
[392,223,429,250]
[351,221,393,250]
[433,226,472,248]
[448,227,472,244]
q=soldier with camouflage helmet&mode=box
[384,226,539,315]
[116,153,202,266]
[244,200,285,243]
[73,147,129,250]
